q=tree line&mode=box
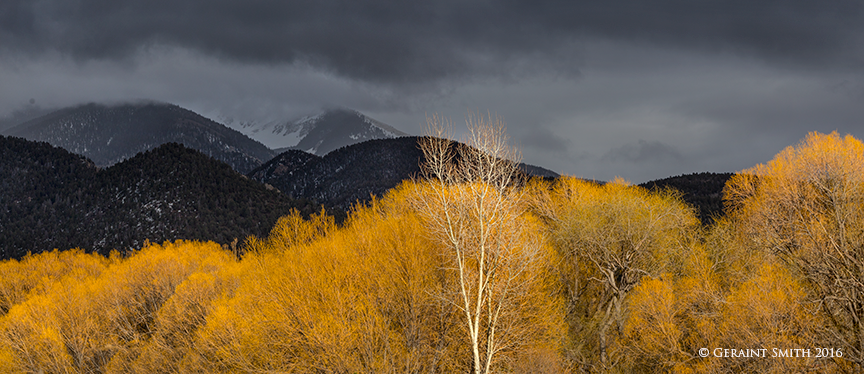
[0,120,860,373]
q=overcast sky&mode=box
[2,1,863,183]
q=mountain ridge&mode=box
[0,136,316,258]
[2,101,276,174]
[250,136,560,211]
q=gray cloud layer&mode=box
[603,140,683,164]
[2,1,864,182]
[3,1,863,85]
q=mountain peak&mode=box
[269,108,407,155]
[2,101,275,174]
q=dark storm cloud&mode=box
[602,140,683,164]
[517,127,570,154]
[2,0,862,85]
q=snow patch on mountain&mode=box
[219,108,408,155]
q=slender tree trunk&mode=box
[599,298,616,367]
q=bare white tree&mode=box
[412,113,545,374]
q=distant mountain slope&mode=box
[260,108,407,155]
[0,104,53,133]
[250,136,560,210]
[0,137,316,258]
[639,172,734,224]
[3,102,276,174]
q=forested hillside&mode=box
[251,137,426,209]
[640,172,733,224]
[0,137,316,258]
[0,137,98,258]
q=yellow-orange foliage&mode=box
[624,246,828,373]
[244,208,335,255]
[0,241,236,373]
[713,261,825,373]
[533,176,699,370]
[725,131,864,367]
[0,249,107,315]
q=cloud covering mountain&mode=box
[225,108,406,155]
[2,1,864,182]
[3,102,275,173]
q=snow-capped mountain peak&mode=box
[271,108,407,155]
[216,107,407,156]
